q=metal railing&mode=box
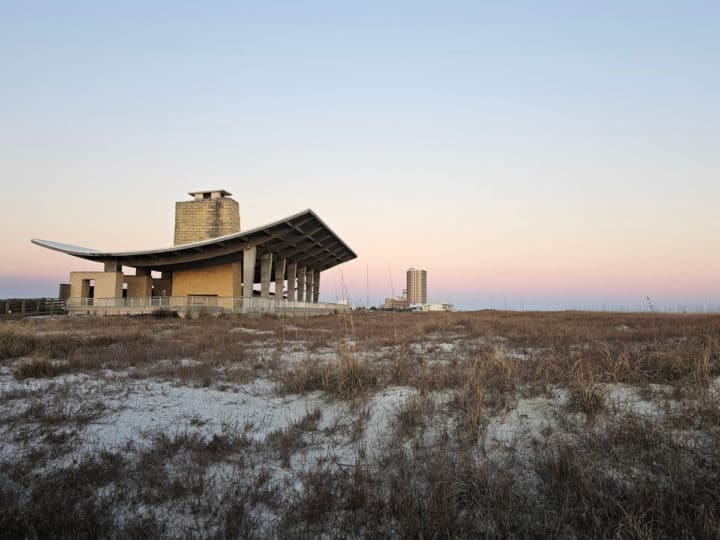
[68,296,347,314]
[77,297,173,308]
[241,297,340,313]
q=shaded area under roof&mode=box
[32,209,357,276]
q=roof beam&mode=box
[286,215,316,230]
[33,209,357,271]
[115,242,246,267]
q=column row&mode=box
[241,247,321,303]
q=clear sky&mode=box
[1,1,719,310]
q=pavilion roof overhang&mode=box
[31,209,357,276]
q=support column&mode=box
[286,261,297,302]
[305,269,314,304]
[104,261,122,273]
[313,270,320,303]
[159,271,173,297]
[242,246,257,298]
[260,253,273,298]
[297,267,306,302]
[134,267,153,298]
[231,261,242,310]
[89,272,123,301]
[274,257,286,301]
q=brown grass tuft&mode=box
[567,361,605,415]
[324,349,377,399]
[454,360,487,443]
[278,348,377,399]
[14,358,68,379]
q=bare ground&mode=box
[1,310,719,538]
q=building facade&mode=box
[406,268,427,305]
[420,303,455,312]
[383,296,410,310]
[33,190,357,316]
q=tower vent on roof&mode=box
[174,189,240,245]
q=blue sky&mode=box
[1,1,719,310]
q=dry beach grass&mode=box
[1,310,720,537]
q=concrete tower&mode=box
[406,268,427,305]
[174,190,240,245]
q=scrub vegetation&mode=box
[1,310,720,537]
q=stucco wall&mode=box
[124,276,152,298]
[174,198,240,245]
[172,263,240,297]
[69,272,123,299]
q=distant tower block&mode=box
[406,268,427,305]
[174,190,241,245]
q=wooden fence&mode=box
[0,298,68,318]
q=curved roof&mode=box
[32,209,357,274]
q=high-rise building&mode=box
[406,268,427,305]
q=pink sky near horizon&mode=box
[7,193,718,311]
[2,1,719,310]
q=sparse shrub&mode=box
[15,398,107,428]
[324,349,377,399]
[267,425,303,468]
[669,390,720,430]
[411,364,438,393]
[600,345,639,383]
[14,357,68,379]
[267,408,322,467]
[0,331,37,359]
[454,359,487,443]
[277,355,326,395]
[693,336,719,386]
[534,413,720,538]
[350,403,372,444]
[0,453,124,538]
[0,327,140,365]
[395,393,433,440]
[482,344,521,405]
[298,466,338,524]
[221,495,260,539]
[150,308,179,318]
[285,444,535,538]
[388,347,415,386]
[278,349,377,399]
[567,361,605,415]
[118,512,167,537]
[3,310,720,537]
